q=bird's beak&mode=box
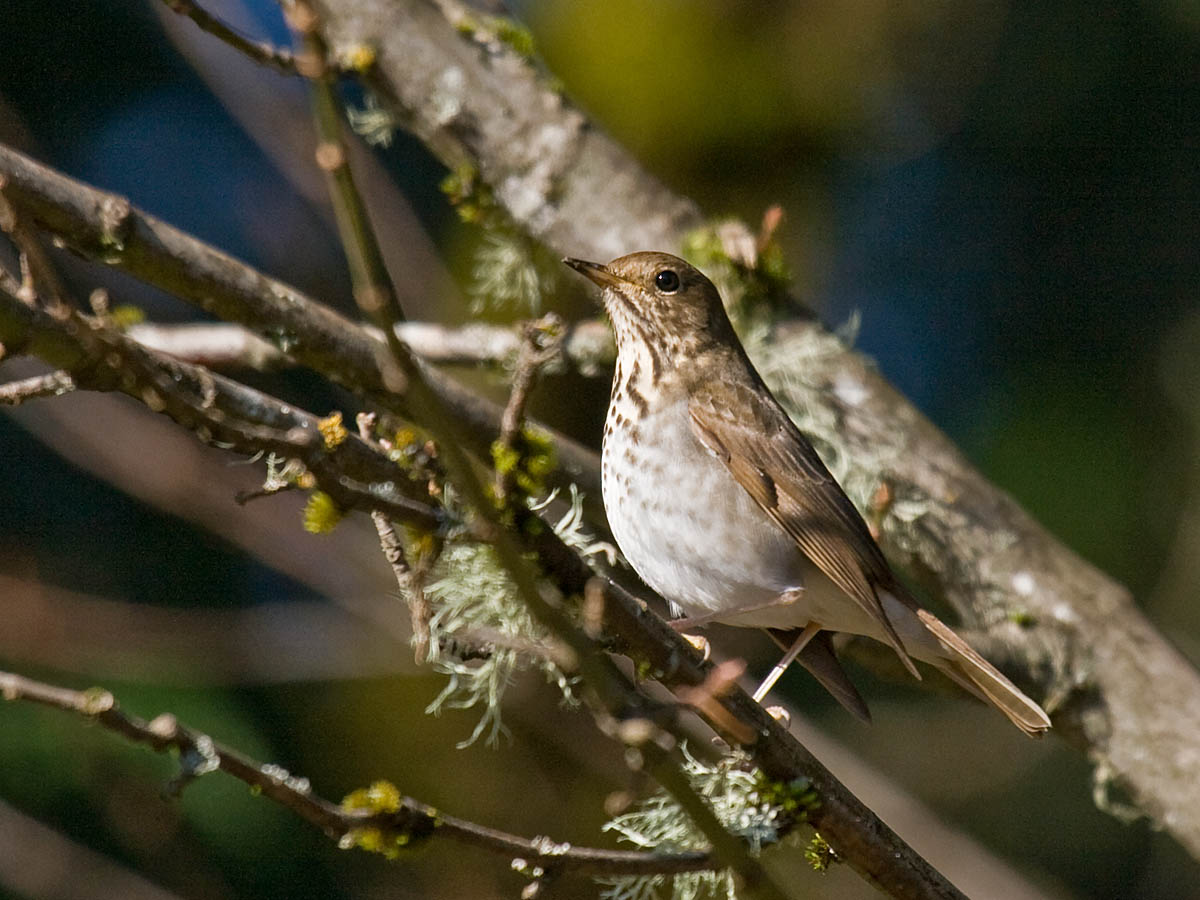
[563,257,624,291]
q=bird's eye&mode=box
[654,269,680,293]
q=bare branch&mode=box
[127,319,616,372]
[0,279,442,532]
[357,412,434,661]
[159,0,302,75]
[0,670,717,879]
[0,141,604,503]
[495,314,565,506]
[0,369,74,405]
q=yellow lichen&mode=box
[318,411,348,449]
[303,491,343,534]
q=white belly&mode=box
[602,395,812,627]
[601,393,948,661]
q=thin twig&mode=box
[495,314,565,505]
[0,181,69,309]
[160,0,302,75]
[0,370,75,405]
[0,670,717,878]
[357,412,434,661]
[0,278,443,532]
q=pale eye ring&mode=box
[654,270,680,293]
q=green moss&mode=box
[440,161,496,224]
[805,832,837,872]
[108,305,145,329]
[454,12,535,59]
[491,427,558,504]
[681,219,795,325]
[753,771,819,820]
[493,18,535,58]
[302,491,343,534]
[342,780,402,814]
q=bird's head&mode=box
[564,252,735,368]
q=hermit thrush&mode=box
[564,252,1050,736]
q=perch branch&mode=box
[0,670,717,879]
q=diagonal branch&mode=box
[0,670,717,879]
[0,278,442,532]
[285,12,788,892]
[0,141,604,505]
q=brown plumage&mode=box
[566,251,1051,737]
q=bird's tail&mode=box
[917,609,1052,737]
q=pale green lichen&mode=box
[596,748,817,900]
[424,486,611,746]
[469,229,557,315]
[347,92,398,148]
[440,162,495,225]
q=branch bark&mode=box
[0,671,717,880]
[0,142,604,505]
[0,279,443,532]
[126,320,615,372]
[305,0,1200,861]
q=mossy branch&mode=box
[0,671,719,880]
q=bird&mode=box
[563,251,1051,737]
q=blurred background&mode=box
[1,1,1197,897]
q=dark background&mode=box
[1,1,1197,898]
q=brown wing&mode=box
[689,380,919,677]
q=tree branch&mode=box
[0,369,75,405]
[0,278,443,532]
[126,320,615,372]
[0,670,717,879]
[304,0,1200,861]
[159,0,302,75]
[0,141,604,505]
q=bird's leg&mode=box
[752,621,823,702]
[667,589,802,631]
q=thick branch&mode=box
[306,0,1200,860]
[0,671,716,879]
